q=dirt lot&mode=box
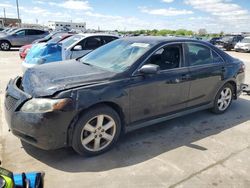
[0,50,250,188]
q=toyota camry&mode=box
[5,37,245,156]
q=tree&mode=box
[198,28,207,36]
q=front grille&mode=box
[5,95,18,111]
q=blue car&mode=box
[22,42,62,71]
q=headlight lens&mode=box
[20,98,72,113]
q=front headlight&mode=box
[20,98,72,113]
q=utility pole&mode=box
[3,8,6,27]
[3,8,6,19]
[16,0,20,27]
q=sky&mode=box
[0,0,250,33]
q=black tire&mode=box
[72,105,121,156]
[0,41,11,51]
[211,83,234,114]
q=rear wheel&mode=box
[211,83,233,114]
[72,105,121,156]
[0,41,11,51]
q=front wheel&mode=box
[211,83,234,114]
[72,105,121,156]
[0,41,11,51]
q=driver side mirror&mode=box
[73,45,82,51]
[138,64,160,75]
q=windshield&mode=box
[8,28,18,34]
[80,40,153,73]
[61,34,83,48]
[222,36,234,42]
[241,38,250,43]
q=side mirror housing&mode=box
[73,45,82,51]
[138,64,160,75]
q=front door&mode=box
[70,36,103,59]
[129,44,191,123]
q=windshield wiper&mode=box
[82,62,93,66]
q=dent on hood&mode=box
[21,61,117,97]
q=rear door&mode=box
[70,36,103,59]
[185,42,225,108]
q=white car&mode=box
[22,33,119,72]
[234,37,250,52]
[62,33,119,60]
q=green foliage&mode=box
[120,29,194,36]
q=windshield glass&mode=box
[222,36,234,42]
[8,28,18,34]
[80,40,153,73]
[241,38,250,43]
[61,34,83,48]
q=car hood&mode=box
[22,60,117,97]
[0,33,8,37]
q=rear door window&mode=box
[212,51,224,63]
[186,43,213,66]
[26,30,45,35]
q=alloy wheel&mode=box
[81,114,116,152]
[1,42,10,50]
[217,87,232,111]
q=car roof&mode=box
[77,33,119,38]
[120,36,208,45]
[15,28,46,31]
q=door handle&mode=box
[221,66,226,72]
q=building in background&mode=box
[0,17,21,28]
[47,21,86,31]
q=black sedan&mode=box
[5,37,246,156]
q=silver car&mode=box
[0,28,49,51]
[62,33,119,60]
[234,37,250,52]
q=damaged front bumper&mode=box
[4,77,76,150]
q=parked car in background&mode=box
[5,37,246,156]
[234,37,250,52]
[19,32,72,59]
[216,35,244,51]
[0,28,4,32]
[209,37,221,45]
[22,34,74,70]
[62,33,119,60]
[0,28,49,51]
[22,33,119,71]
[32,30,70,44]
